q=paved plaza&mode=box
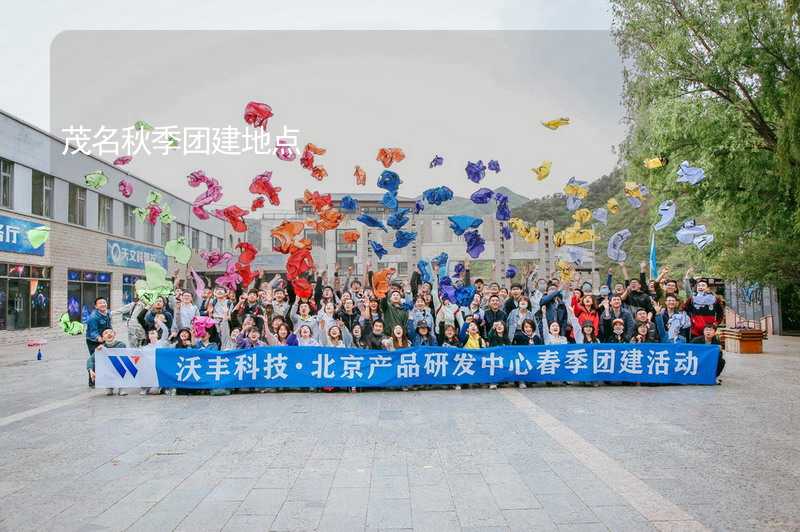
[0,334,798,532]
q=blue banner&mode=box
[154,344,719,389]
[0,214,46,256]
[107,238,168,269]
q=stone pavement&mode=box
[0,334,798,531]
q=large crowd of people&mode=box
[85,258,726,395]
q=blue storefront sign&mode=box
[0,214,46,256]
[107,239,168,270]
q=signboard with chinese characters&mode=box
[95,344,720,389]
[0,214,46,256]
[106,239,168,270]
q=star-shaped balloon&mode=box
[531,161,552,181]
[417,260,432,283]
[354,165,367,186]
[454,285,476,307]
[495,193,511,221]
[429,155,444,168]
[422,186,453,206]
[372,268,394,299]
[393,230,416,248]
[470,188,494,204]
[572,208,592,224]
[158,203,175,225]
[340,195,359,212]
[382,191,398,211]
[85,170,108,190]
[653,200,677,231]
[566,196,582,211]
[236,241,258,265]
[342,230,360,243]
[249,171,281,206]
[541,117,570,130]
[464,230,485,258]
[376,147,405,168]
[26,226,50,249]
[377,170,402,193]
[135,261,174,306]
[676,219,708,245]
[243,101,273,129]
[59,313,85,336]
[500,222,512,240]
[563,177,589,199]
[164,237,192,265]
[487,160,501,173]
[607,229,632,262]
[276,140,296,162]
[592,208,608,225]
[118,179,133,198]
[387,208,410,230]
[214,205,250,233]
[509,218,540,243]
[311,166,328,181]
[448,215,483,236]
[357,214,388,232]
[465,160,487,183]
[369,240,388,259]
[644,157,667,169]
[200,250,233,269]
[677,161,705,185]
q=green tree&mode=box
[611,0,800,289]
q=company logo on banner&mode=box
[96,348,158,388]
[92,344,723,390]
[0,214,46,256]
[107,239,168,270]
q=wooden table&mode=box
[720,328,764,354]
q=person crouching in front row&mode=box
[89,328,128,396]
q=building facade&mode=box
[0,110,227,342]
[244,193,600,286]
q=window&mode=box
[67,269,111,323]
[0,158,12,208]
[122,274,143,306]
[206,233,213,251]
[145,222,156,243]
[161,221,171,244]
[304,229,325,249]
[175,222,186,239]
[217,237,223,251]
[0,263,51,330]
[98,194,113,232]
[397,262,408,276]
[123,204,136,238]
[31,171,54,218]
[191,228,200,250]
[68,184,86,226]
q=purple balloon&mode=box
[470,187,494,204]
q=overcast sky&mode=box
[2,1,621,206]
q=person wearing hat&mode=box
[412,320,437,346]
[606,318,627,343]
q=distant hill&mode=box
[511,170,703,275]
[419,186,530,216]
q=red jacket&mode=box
[571,294,600,335]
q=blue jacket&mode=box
[85,310,112,348]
